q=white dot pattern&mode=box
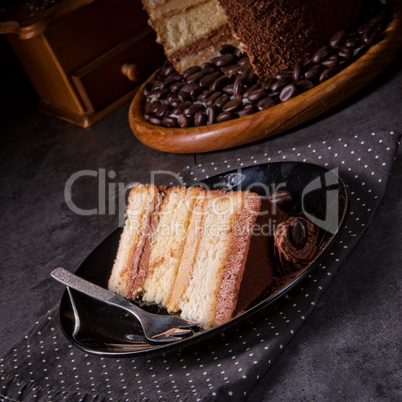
[0,131,399,401]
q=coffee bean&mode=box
[268,190,293,206]
[262,77,276,91]
[194,111,206,126]
[160,63,175,77]
[201,62,217,74]
[289,218,308,249]
[206,91,223,106]
[222,98,242,112]
[211,53,236,67]
[276,69,293,80]
[183,104,205,116]
[330,30,348,48]
[144,100,157,114]
[319,67,338,83]
[293,61,303,81]
[337,46,353,60]
[177,114,192,128]
[216,111,235,123]
[223,84,234,95]
[162,116,178,127]
[180,82,199,94]
[172,101,192,115]
[222,64,238,78]
[206,105,218,125]
[238,56,251,66]
[233,76,244,98]
[243,65,257,84]
[154,88,169,99]
[186,70,205,83]
[357,21,372,35]
[247,88,267,102]
[190,86,202,99]
[215,94,229,109]
[321,55,340,68]
[178,91,191,102]
[197,90,212,103]
[170,82,184,92]
[154,104,169,118]
[148,116,163,126]
[311,46,331,64]
[345,36,361,48]
[183,65,201,79]
[304,64,322,80]
[279,83,298,102]
[237,104,256,117]
[201,62,216,71]
[200,72,221,88]
[219,44,236,54]
[271,78,291,92]
[234,48,243,59]
[257,97,275,110]
[211,75,231,92]
[314,46,332,65]
[243,83,260,99]
[161,75,179,88]
[296,79,314,92]
[363,23,380,45]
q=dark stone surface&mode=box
[0,33,401,400]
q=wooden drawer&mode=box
[72,28,164,112]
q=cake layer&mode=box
[218,0,362,81]
[108,184,159,297]
[140,186,202,305]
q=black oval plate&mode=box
[59,162,349,355]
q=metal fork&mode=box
[51,267,198,343]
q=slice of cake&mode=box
[218,0,362,81]
[108,184,261,328]
[141,0,239,73]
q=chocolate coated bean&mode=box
[289,218,308,249]
[222,98,242,112]
[194,111,207,126]
[330,30,348,48]
[206,105,218,125]
[216,111,235,123]
[257,97,275,110]
[279,83,298,102]
[177,114,192,128]
[211,53,236,67]
[268,190,293,206]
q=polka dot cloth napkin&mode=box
[0,130,400,402]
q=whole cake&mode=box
[142,0,361,80]
[141,0,239,73]
[109,183,262,328]
[218,0,362,81]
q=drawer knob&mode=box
[121,63,141,82]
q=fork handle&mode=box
[51,268,146,319]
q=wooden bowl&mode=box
[129,5,402,154]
